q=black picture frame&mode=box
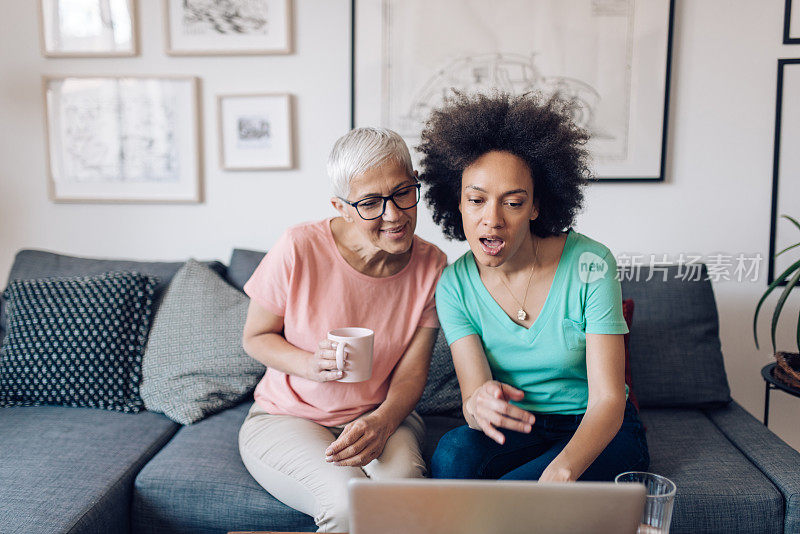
[768,58,800,285]
[785,0,800,44]
[350,0,676,183]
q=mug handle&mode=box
[335,341,347,371]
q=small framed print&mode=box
[218,93,293,170]
[44,76,202,203]
[164,0,292,56]
[38,0,138,57]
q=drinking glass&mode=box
[615,471,676,534]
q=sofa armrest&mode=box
[704,400,800,534]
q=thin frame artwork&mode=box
[768,59,800,285]
[164,0,292,56]
[43,75,203,204]
[38,0,138,57]
[217,93,294,171]
[785,0,800,44]
[351,0,675,182]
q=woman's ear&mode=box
[331,197,353,222]
[530,198,540,221]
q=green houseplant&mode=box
[753,214,800,387]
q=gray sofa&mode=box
[1,248,799,534]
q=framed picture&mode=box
[786,0,800,44]
[352,0,675,181]
[769,59,800,284]
[217,93,293,170]
[38,0,138,57]
[44,76,202,203]
[164,0,292,56]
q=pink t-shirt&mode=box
[243,218,447,426]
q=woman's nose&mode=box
[482,202,503,228]
[382,198,402,221]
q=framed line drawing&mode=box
[217,93,293,170]
[44,76,202,203]
[786,0,800,44]
[164,0,292,56]
[352,0,675,181]
[38,0,138,57]
[769,59,800,285]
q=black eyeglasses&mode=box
[338,183,421,221]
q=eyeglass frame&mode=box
[337,182,422,221]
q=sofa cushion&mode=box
[639,408,783,534]
[416,328,463,416]
[141,260,265,424]
[0,272,157,412]
[620,264,731,408]
[0,249,227,345]
[132,399,465,534]
[703,401,800,534]
[132,400,317,534]
[621,298,639,411]
[226,248,266,292]
[0,405,179,534]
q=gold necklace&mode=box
[497,237,539,322]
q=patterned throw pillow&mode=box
[0,272,157,412]
[416,328,463,416]
[140,259,265,425]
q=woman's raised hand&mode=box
[467,380,536,444]
[305,339,347,382]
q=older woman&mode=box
[239,127,446,532]
[418,93,649,482]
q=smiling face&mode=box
[335,158,418,256]
[460,151,539,268]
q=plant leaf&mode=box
[771,266,800,354]
[754,257,800,349]
[781,214,800,234]
[776,242,800,258]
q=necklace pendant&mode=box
[517,309,528,321]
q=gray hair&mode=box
[327,127,413,199]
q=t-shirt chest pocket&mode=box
[562,317,586,351]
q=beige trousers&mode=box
[238,401,426,533]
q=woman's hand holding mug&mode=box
[305,339,348,382]
[467,380,536,444]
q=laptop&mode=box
[349,479,646,534]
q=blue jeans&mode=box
[431,400,649,481]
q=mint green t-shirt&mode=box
[435,228,629,415]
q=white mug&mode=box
[327,327,374,383]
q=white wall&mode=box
[1,0,799,452]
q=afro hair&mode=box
[417,91,592,240]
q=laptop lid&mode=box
[349,479,646,534]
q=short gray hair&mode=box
[327,127,413,198]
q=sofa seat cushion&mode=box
[132,400,316,534]
[639,408,783,534]
[0,405,179,534]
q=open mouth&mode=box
[479,237,505,256]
